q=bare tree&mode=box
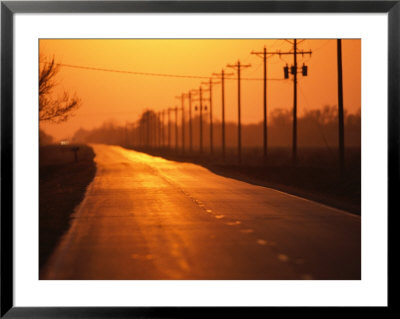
[39,56,81,123]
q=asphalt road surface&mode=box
[42,144,361,280]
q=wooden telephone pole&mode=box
[227,60,251,165]
[275,40,312,162]
[337,39,345,171]
[251,46,268,160]
[201,78,220,155]
[213,69,233,160]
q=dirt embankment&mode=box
[39,144,96,272]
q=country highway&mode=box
[42,144,361,280]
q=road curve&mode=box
[41,144,361,280]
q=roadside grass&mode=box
[129,146,361,215]
[39,144,96,274]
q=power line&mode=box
[40,61,284,81]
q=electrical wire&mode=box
[41,62,284,81]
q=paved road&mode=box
[42,144,361,280]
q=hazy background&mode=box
[39,39,361,145]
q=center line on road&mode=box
[257,239,268,246]
[226,221,241,226]
[278,254,289,262]
[240,229,254,234]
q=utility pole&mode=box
[152,112,156,148]
[199,87,204,155]
[125,121,128,146]
[227,60,251,165]
[188,91,193,153]
[201,78,220,155]
[157,111,161,148]
[175,94,186,154]
[146,112,150,148]
[251,46,268,160]
[168,108,172,151]
[181,100,185,154]
[213,69,233,160]
[141,118,144,147]
[337,39,345,171]
[154,112,157,148]
[191,87,208,155]
[293,39,298,162]
[133,122,137,148]
[139,119,142,147]
[161,110,165,148]
[174,106,178,153]
[279,39,312,162]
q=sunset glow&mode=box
[39,39,361,141]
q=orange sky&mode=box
[39,39,361,141]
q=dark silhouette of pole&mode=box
[238,65,241,164]
[208,79,213,155]
[152,112,155,148]
[175,106,178,153]
[181,100,185,154]
[293,39,298,162]
[191,88,208,155]
[146,112,150,148]
[176,94,186,154]
[213,69,233,160]
[251,46,268,160]
[199,87,203,154]
[161,110,165,148]
[188,91,193,153]
[139,120,142,147]
[134,122,137,147]
[125,122,128,146]
[337,39,345,171]
[267,40,311,163]
[221,71,225,160]
[168,108,172,151]
[158,111,161,148]
[202,79,220,155]
[153,113,157,148]
[143,118,145,147]
[227,60,251,165]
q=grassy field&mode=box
[39,144,96,274]
[130,146,361,215]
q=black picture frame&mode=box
[1,1,396,317]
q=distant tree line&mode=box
[72,105,360,150]
[39,129,54,146]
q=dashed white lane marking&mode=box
[226,221,241,226]
[257,239,268,246]
[278,254,289,262]
[184,193,313,278]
